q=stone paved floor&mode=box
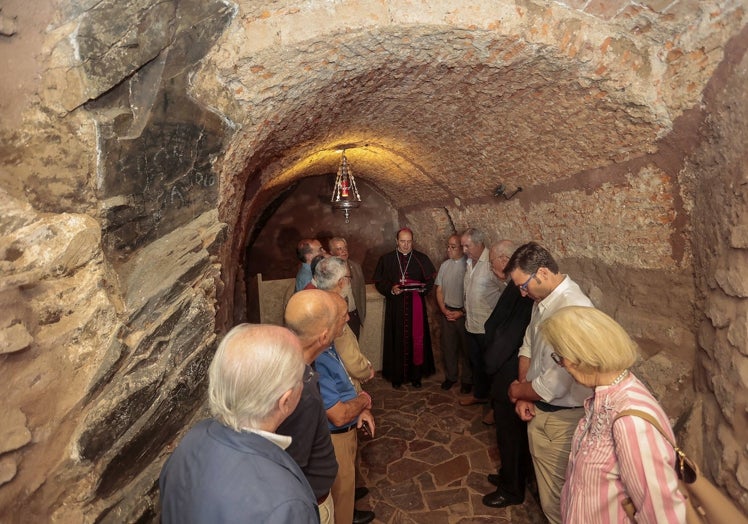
[356,373,547,524]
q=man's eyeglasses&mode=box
[551,352,563,366]
[519,272,536,293]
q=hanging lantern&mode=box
[330,150,362,223]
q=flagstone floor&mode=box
[356,373,547,524]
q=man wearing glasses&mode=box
[434,234,470,392]
[328,237,367,339]
[505,242,594,524]
[314,256,375,392]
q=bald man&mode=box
[316,292,376,524]
[160,324,317,523]
[280,289,343,524]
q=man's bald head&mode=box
[489,240,517,280]
[285,289,337,356]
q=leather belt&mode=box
[535,401,582,413]
[330,424,356,434]
[445,304,464,311]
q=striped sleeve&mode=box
[612,413,686,523]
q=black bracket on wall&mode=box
[493,184,522,200]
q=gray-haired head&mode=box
[462,227,486,246]
[314,256,348,291]
[490,239,516,259]
[208,324,304,432]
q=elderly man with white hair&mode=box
[314,257,375,392]
[159,324,319,524]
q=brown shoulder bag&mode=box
[614,409,747,524]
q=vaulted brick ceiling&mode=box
[192,1,736,229]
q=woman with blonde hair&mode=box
[540,306,686,523]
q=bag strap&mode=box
[613,409,684,523]
[614,409,677,449]
[614,409,697,482]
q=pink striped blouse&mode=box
[561,373,686,523]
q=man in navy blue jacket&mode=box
[159,324,319,523]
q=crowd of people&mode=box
[159,230,687,524]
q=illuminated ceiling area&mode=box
[197,1,727,229]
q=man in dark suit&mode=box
[482,240,534,508]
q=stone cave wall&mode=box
[685,26,748,509]
[401,158,699,426]
[0,0,235,521]
[245,175,400,284]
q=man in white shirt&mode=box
[505,242,594,524]
[459,228,505,405]
[434,234,470,391]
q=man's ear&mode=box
[278,387,296,417]
[316,328,330,348]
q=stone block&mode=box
[705,292,736,328]
[0,323,33,354]
[727,313,748,357]
[0,408,31,455]
[730,225,748,248]
[430,455,469,486]
[715,268,748,298]
[424,487,470,511]
[633,351,694,423]
[0,457,17,487]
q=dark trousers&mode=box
[347,309,361,339]
[466,331,489,399]
[439,314,471,384]
[490,359,532,500]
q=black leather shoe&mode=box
[355,486,369,500]
[392,382,402,389]
[352,509,375,524]
[441,379,456,390]
[487,473,500,486]
[412,380,422,388]
[482,489,524,508]
[460,383,472,394]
